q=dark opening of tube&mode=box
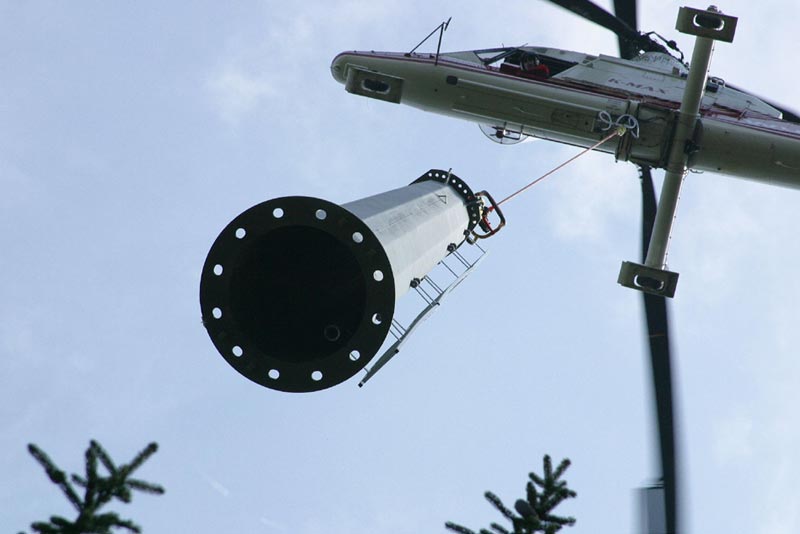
[228,226,366,364]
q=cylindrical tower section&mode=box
[199,170,481,393]
[344,169,479,299]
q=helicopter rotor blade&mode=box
[639,165,656,260]
[639,164,679,534]
[545,0,636,38]
[612,0,639,59]
[613,0,637,31]
[542,0,668,56]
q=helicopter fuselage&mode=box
[331,47,800,188]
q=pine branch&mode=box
[446,455,577,534]
[542,456,553,482]
[528,471,545,488]
[525,481,539,507]
[124,443,158,475]
[490,522,511,534]
[27,444,83,513]
[90,441,117,476]
[125,479,165,495]
[445,521,477,534]
[552,459,571,481]
[485,492,516,522]
[30,522,60,534]
[20,440,164,534]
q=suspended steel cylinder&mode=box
[200,170,482,392]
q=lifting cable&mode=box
[487,113,640,212]
[469,113,639,241]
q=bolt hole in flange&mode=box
[311,370,323,382]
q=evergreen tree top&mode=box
[446,455,577,534]
[20,440,165,534]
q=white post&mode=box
[644,33,715,269]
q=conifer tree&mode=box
[446,455,577,534]
[19,440,165,534]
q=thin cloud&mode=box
[206,69,277,125]
[547,150,638,244]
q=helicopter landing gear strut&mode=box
[618,6,738,298]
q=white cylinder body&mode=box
[200,169,479,392]
[344,179,471,299]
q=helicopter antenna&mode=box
[407,17,452,65]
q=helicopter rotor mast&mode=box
[618,5,738,298]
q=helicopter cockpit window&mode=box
[495,50,551,79]
[474,48,546,75]
[471,47,573,77]
[475,48,516,66]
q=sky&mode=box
[2,1,799,533]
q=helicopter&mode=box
[329,2,800,533]
[330,3,800,300]
[330,11,799,188]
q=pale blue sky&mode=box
[2,1,799,533]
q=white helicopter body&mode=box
[331,46,800,187]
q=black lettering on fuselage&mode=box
[608,78,667,95]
